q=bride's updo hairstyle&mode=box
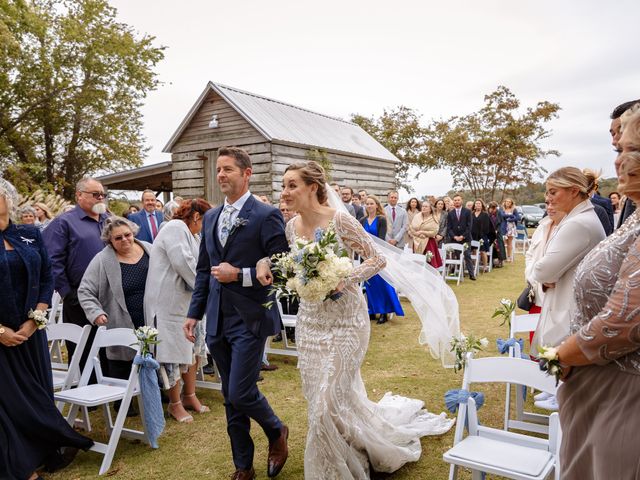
[284,161,328,204]
[545,167,589,199]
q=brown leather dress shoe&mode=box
[261,363,278,371]
[231,467,255,480]
[267,425,289,477]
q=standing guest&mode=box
[155,199,164,212]
[128,189,163,243]
[443,196,453,211]
[258,195,270,204]
[0,178,93,480]
[583,169,613,235]
[611,100,640,228]
[33,202,53,230]
[145,199,212,424]
[160,199,180,228]
[43,177,109,377]
[446,194,476,280]
[127,204,140,216]
[78,217,152,384]
[183,147,289,480]
[609,191,622,227]
[405,197,421,247]
[434,198,447,246]
[351,191,365,221]
[465,200,474,211]
[487,201,507,268]
[360,195,404,324]
[501,198,520,262]
[471,200,492,272]
[358,189,368,204]
[554,151,640,479]
[19,205,37,225]
[384,191,408,248]
[339,187,357,218]
[279,200,294,223]
[530,167,605,378]
[409,201,443,269]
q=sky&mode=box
[109,0,640,200]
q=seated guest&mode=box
[409,201,442,269]
[360,195,404,324]
[554,150,640,479]
[0,178,92,480]
[471,199,492,272]
[33,202,53,230]
[487,201,506,267]
[78,217,152,384]
[19,205,37,225]
[145,199,212,423]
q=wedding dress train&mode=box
[288,212,454,479]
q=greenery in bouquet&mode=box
[265,223,353,307]
[492,297,515,329]
[425,250,434,263]
[133,326,160,357]
[537,345,564,386]
[450,333,489,373]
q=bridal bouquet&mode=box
[265,224,353,306]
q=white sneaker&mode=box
[534,391,553,402]
[534,395,559,411]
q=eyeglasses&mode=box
[112,232,133,241]
[81,191,107,199]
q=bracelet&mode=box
[28,309,48,330]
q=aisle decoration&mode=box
[449,333,489,373]
[492,298,515,330]
[265,224,353,307]
[131,326,164,448]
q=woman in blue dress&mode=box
[359,195,404,324]
[0,179,92,480]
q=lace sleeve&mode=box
[334,211,386,284]
[576,236,640,364]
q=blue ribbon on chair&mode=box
[496,338,529,400]
[133,353,165,448]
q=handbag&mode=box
[517,282,535,311]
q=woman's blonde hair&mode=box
[545,167,589,198]
[33,202,53,220]
[365,195,385,217]
[620,103,640,151]
[582,168,602,195]
[502,198,516,209]
[284,161,328,204]
[619,151,640,198]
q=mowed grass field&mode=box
[48,255,530,480]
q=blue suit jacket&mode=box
[129,209,163,243]
[187,195,289,338]
[446,208,473,243]
[0,223,53,328]
[591,194,614,234]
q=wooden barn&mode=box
[161,82,399,204]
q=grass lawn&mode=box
[49,255,530,480]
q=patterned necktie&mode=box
[149,213,158,239]
[219,205,235,247]
[392,207,396,222]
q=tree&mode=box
[351,106,435,192]
[0,0,165,198]
[425,86,560,201]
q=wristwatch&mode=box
[236,271,243,282]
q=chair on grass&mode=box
[486,242,494,272]
[504,313,548,435]
[48,291,64,363]
[442,243,464,285]
[265,301,298,359]
[443,353,560,480]
[469,240,481,277]
[54,327,151,475]
[515,225,530,255]
[47,323,93,430]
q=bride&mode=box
[257,161,455,479]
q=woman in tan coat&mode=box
[409,202,442,268]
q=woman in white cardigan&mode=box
[531,167,606,353]
[144,198,212,423]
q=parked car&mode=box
[520,205,545,228]
[534,203,547,211]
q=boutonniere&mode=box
[20,236,35,245]
[229,217,249,236]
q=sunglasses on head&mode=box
[112,232,133,242]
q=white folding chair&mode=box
[504,313,548,434]
[515,225,530,255]
[486,242,494,272]
[195,343,223,391]
[48,291,64,362]
[469,240,481,277]
[442,243,465,285]
[54,327,151,475]
[265,301,298,359]
[444,354,561,480]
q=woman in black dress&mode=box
[0,179,92,480]
[471,199,492,272]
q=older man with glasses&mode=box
[43,177,110,377]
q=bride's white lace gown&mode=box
[287,211,454,480]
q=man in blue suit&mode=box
[184,147,289,480]
[128,189,163,243]
[446,194,476,281]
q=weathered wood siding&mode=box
[270,143,397,201]
[170,91,272,202]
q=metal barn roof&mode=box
[163,82,398,162]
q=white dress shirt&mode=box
[218,190,253,287]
